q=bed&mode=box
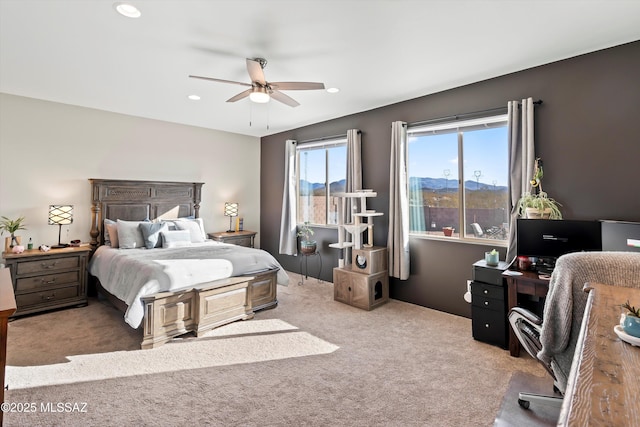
[87,178,288,348]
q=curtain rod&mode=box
[297,130,360,145]
[408,99,543,128]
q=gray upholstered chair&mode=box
[508,251,640,409]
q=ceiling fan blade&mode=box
[189,75,251,87]
[269,82,325,91]
[270,90,300,107]
[226,89,252,103]
[246,58,267,85]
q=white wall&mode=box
[0,93,261,249]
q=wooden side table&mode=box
[207,230,256,248]
[2,246,90,317]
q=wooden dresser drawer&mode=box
[16,256,79,275]
[15,271,79,293]
[15,285,80,308]
[2,246,90,317]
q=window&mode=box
[407,114,509,242]
[297,138,347,225]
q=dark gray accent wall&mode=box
[260,41,640,318]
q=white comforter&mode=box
[88,242,288,328]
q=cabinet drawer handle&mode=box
[41,261,58,269]
[41,293,56,301]
[485,323,490,328]
[483,289,489,294]
[41,278,57,285]
[484,301,489,306]
[348,287,352,292]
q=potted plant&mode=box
[516,158,563,219]
[297,222,317,254]
[1,215,27,251]
[485,248,499,266]
[621,300,640,338]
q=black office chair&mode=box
[508,251,640,409]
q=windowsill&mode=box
[409,232,508,247]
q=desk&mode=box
[558,282,640,426]
[0,268,17,426]
[503,270,550,356]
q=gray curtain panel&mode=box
[279,140,298,255]
[506,98,535,264]
[388,121,410,280]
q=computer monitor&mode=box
[517,219,602,260]
[601,220,640,252]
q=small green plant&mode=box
[0,215,27,236]
[516,158,563,219]
[489,249,498,256]
[622,300,640,317]
[516,191,563,219]
[296,222,315,241]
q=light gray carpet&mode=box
[4,271,546,426]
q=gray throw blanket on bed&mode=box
[537,251,640,392]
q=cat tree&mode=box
[330,190,388,310]
[329,190,383,267]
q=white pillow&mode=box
[161,230,192,248]
[174,220,205,243]
[117,219,146,249]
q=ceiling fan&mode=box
[189,58,325,107]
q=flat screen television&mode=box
[517,219,602,261]
[601,220,640,252]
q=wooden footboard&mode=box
[246,269,279,311]
[141,277,253,349]
[94,269,278,349]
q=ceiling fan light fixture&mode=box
[249,87,270,104]
[114,2,141,18]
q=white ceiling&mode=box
[1,1,639,138]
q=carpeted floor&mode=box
[4,271,549,426]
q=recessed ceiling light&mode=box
[188,95,201,101]
[327,87,340,93]
[114,3,141,18]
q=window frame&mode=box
[295,137,347,227]
[407,113,509,246]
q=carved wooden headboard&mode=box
[89,179,204,253]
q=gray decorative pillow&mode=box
[161,230,192,248]
[104,218,116,246]
[139,222,168,249]
[117,219,146,249]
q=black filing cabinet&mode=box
[471,260,508,349]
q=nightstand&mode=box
[207,230,257,248]
[2,246,91,317]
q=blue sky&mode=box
[408,127,508,187]
[299,145,347,184]
[299,126,508,187]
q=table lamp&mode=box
[49,205,73,248]
[224,202,238,232]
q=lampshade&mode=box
[48,205,73,225]
[249,87,270,103]
[224,202,239,217]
